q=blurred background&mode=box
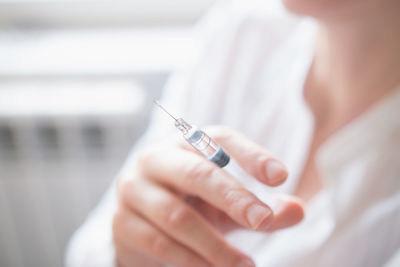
[0,0,217,266]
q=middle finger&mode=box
[138,148,273,231]
[123,178,255,267]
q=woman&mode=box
[66,0,400,266]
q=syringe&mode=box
[154,100,230,168]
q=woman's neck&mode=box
[305,6,400,133]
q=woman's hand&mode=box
[113,127,304,267]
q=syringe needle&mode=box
[153,99,230,168]
[153,99,178,121]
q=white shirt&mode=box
[66,1,400,266]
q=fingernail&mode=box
[237,258,255,267]
[266,160,288,185]
[246,204,272,230]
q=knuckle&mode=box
[136,148,156,170]
[164,204,192,230]
[184,159,216,182]
[113,207,125,225]
[112,208,136,247]
[204,126,235,140]
[221,188,241,207]
[221,187,251,212]
[117,178,134,203]
[112,208,124,236]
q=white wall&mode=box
[0,1,217,266]
[0,0,217,27]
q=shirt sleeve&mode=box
[64,1,243,266]
[383,249,400,267]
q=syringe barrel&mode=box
[175,118,230,168]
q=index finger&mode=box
[138,147,274,231]
[178,126,288,186]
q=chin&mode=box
[282,0,321,16]
[281,0,346,19]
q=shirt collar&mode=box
[316,85,400,181]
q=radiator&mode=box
[0,78,153,267]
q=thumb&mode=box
[208,126,304,231]
[188,194,304,233]
[178,126,304,231]
[266,194,304,231]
